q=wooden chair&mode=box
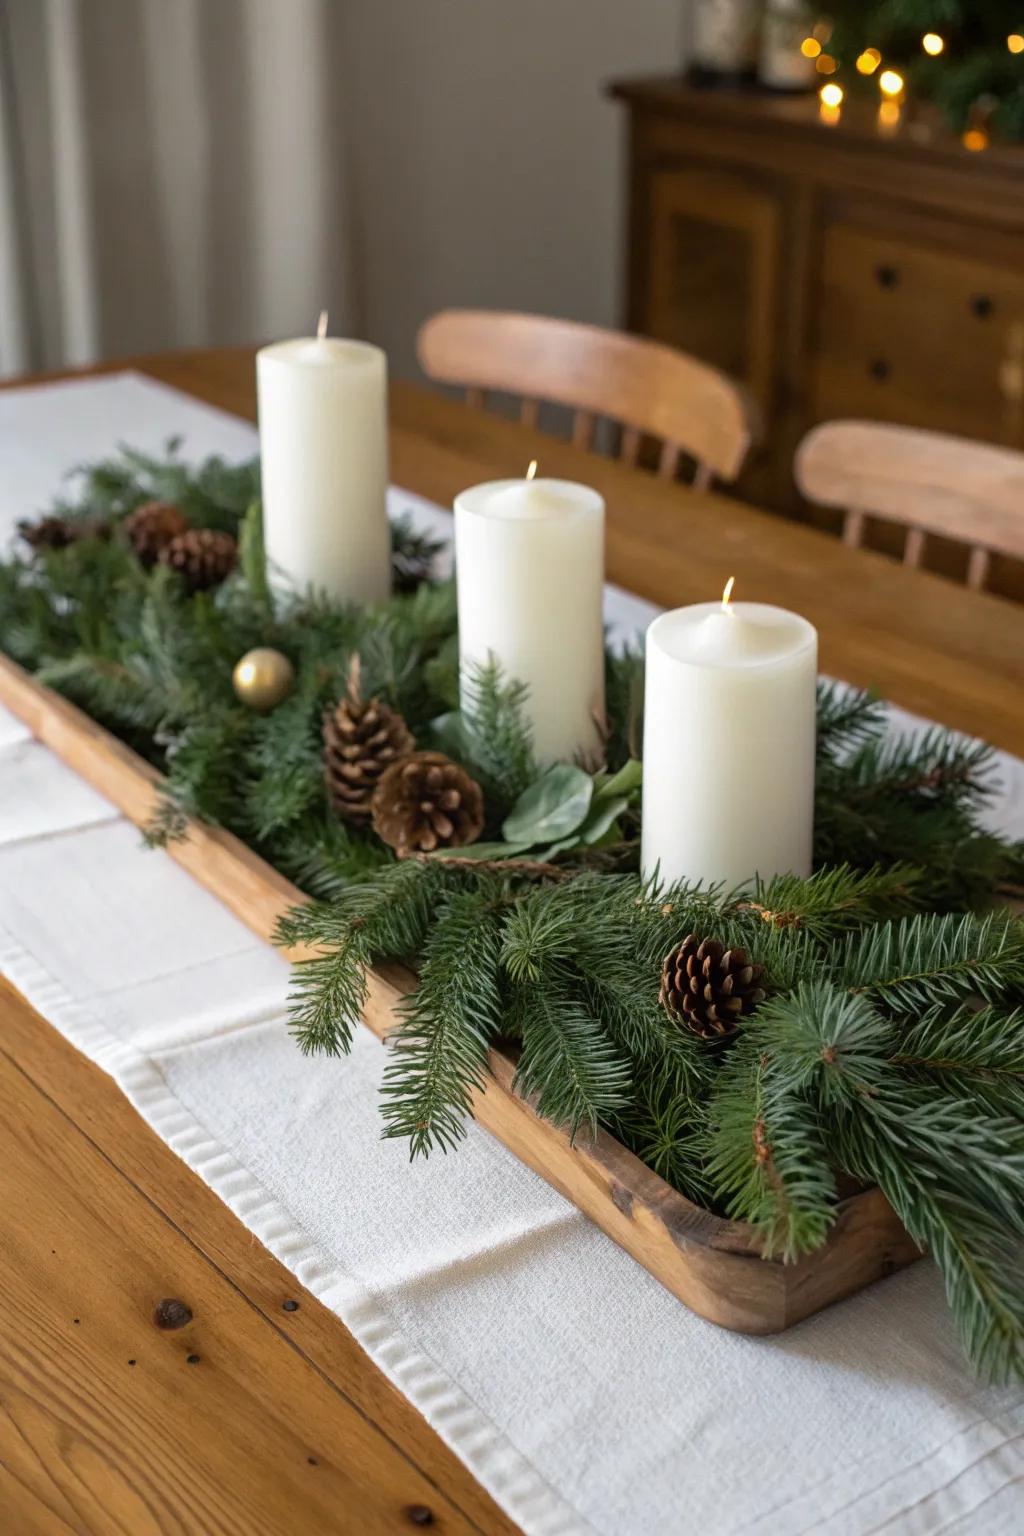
[795,419,1024,593]
[417,309,758,490]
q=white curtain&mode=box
[0,0,357,378]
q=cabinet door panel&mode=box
[644,167,781,411]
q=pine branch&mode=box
[272,817,391,899]
[708,1033,838,1260]
[379,889,503,1156]
[835,913,1024,1014]
[512,972,632,1140]
[499,883,580,984]
[831,1107,1024,1383]
[279,862,441,1055]
[162,709,253,828]
[460,656,537,818]
[607,1081,712,1206]
[241,666,330,840]
[143,793,189,847]
[891,1003,1024,1117]
[739,863,921,940]
[38,654,169,738]
[815,680,886,759]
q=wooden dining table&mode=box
[2,346,1022,1536]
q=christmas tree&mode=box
[823,1,1024,142]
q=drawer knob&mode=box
[970,293,994,319]
[868,358,891,381]
[875,264,900,289]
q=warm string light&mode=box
[819,81,844,123]
[922,33,945,57]
[879,69,905,99]
[801,37,821,59]
[963,127,990,151]
[857,48,882,75]
[1009,33,1024,54]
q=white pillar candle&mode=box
[455,466,605,765]
[256,314,391,605]
[641,583,817,889]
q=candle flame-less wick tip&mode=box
[316,310,328,340]
[721,575,736,612]
[525,460,538,481]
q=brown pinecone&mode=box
[659,934,765,1040]
[371,750,484,855]
[323,657,415,823]
[18,512,109,550]
[159,528,237,592]
[122,500,189,566]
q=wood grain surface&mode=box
[0,978,517,1536]
[3,347,1021,1532]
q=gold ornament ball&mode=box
[232,647,295,711]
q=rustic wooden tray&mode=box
[0,651,922,1334]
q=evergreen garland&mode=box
[826,2,1024,141]
[3,444,1023,1380]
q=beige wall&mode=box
[340,0,686,379]
[1,0,687,377]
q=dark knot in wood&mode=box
[404,1507,434,1526]
[153,1298,193,1330]
[609,1180,634,1218]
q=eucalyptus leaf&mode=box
[596,759,642,801]
[502,764,593,844]
[534,793,632,861]
[534,834,580,860]
[579,794,630,844]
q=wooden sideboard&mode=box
[610,78,1024,597]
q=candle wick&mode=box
[721,575,736,613]
[316,310,328,341]
[525,460,538,481]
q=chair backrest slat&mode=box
[620,426,642,468]
[967,546,991,592]
[418,309,758,488]
[658,441,681,481]
[843,509,866,549]
[796,420,1024,593]
[520,397,539,429]
[903,527,926,568]
[572,409,596,451]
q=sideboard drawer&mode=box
[810,220,1024,445]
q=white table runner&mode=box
[2,374,1023,1536]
